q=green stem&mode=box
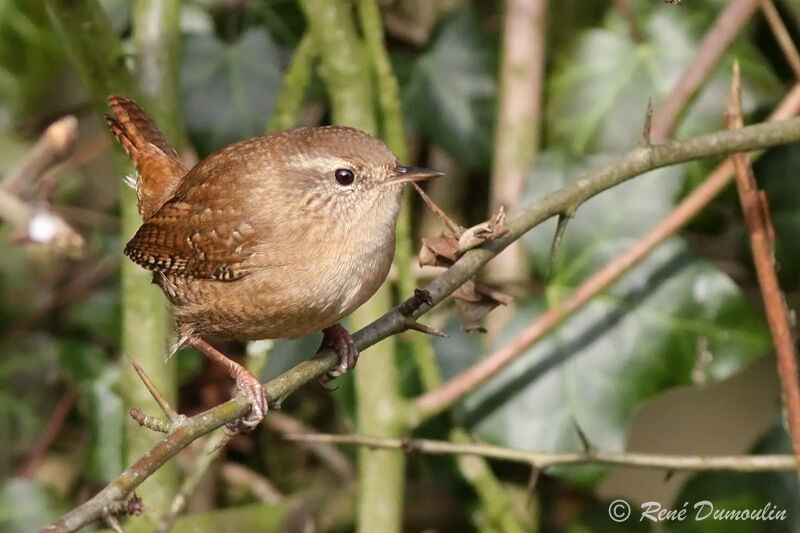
[133,0,183,145]
[298,0,376,133]
[126,0,184,524]
[268,33,316,132]
[299,1,402,531]
[46,0,179,522]
[357,3,528,530]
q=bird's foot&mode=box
[187,336,268,432]
[230,364,269,431]
[318,323,358,385]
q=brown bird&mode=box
[106,95,442,429]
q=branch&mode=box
[16,388,78,476]
[2,115,78,195]
[0,115,85,255]
[412,114,800,421]
[612,0,644,43]
[726,64,800,479]
[267,412,355,482]
[156,433,226,533]
[284,433,798,472]
[42,116,800,533]
[760,0,800,81]
[650,0,760,141]
[487,0,546,283]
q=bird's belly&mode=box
[160,248,391,340]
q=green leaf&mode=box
[748,144,800,290]
[433,150,771,484]
[0,478,67,532]
[58,340,123,483]
[180,28,283,155]
[0,0,63,120]
[548,9,780,154]
[404,10,497,169]
[663,420,799,533]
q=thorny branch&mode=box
[284,433,799,472]
[727,64,800,479]
[42,118,800,532]
[414,84,800,420]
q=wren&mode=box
[106,96,442,429]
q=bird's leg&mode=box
[187,336,268,430]
[318,323,359,383]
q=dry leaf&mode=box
[457,207,509,253]
[453,280,513,333]
[419,233,460,267]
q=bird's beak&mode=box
[387,165,445,185]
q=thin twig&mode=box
[651,0,761,141]
[487,0,547,284]
[0,189,85,255]
[130,358,180,423]
[0,115,85,255]
[9,255,119,336]
[267,412,356,483]
[726,64,800,480]
[411,182,463,234]
[2,116,78,195]
[41,115,800,533]
[612,0,644,43]
[413,84,800,421]
[39,134,110,202]
[283,433,798,472]
[103,515,125,533]
[156,433,226,533]
[760,0,800,81]
[16,388,78,476]
[220,463,283,504]
[129,408,171,434]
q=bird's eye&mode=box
[334,168,355,186]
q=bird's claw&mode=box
[318,323,359,384]
[229,368,268,432]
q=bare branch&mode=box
[284,433,798,472]
[413,91,800,421]
[726,63,800,480]
[42,115,800,533]
[156,433,226,533]
[760,0,800,81]
[130,358,180,423]
[651,0,760,141]
[2,116,78,195]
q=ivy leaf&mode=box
[404,10,497,169]
[548,9,780,154]
[0,478,66,532]
[433,150,771,484]
[664,420,800,533]
[180,28,283,155]
[749,144,800,291]
[58,340,123,483]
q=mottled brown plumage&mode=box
[106,95,442,429]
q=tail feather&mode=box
[106,95,187,220]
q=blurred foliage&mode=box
[664,420,800,533]
[404,9,498,169]
[0,1,63,125]
[181,27,284,155]
[548,9,779,153]
[435,152,770,484]
[0,0,799,531]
